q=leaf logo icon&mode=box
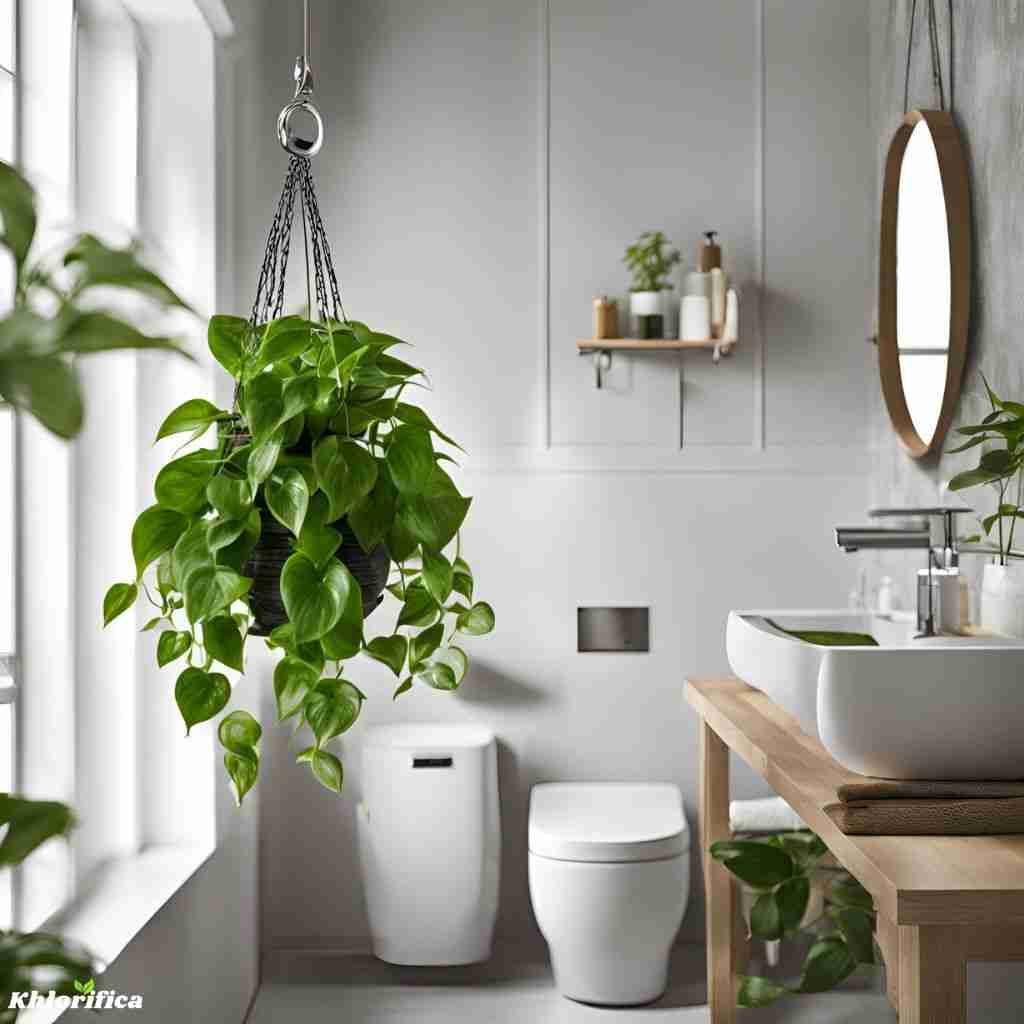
[74,978,95,995]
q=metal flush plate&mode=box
[577,607,650,653]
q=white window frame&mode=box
[12,4,235,1014]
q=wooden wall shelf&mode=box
[577,338,720,352]
[577,337,736,387]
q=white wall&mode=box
[225,0,874,956]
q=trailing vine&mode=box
[105,313,494,802]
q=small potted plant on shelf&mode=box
[949,374,1024,636]
[623,230,680,340]
[710,831,877,1008]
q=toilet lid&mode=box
[528,783,689,863]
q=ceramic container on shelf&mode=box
[629,290,664,339]
[981,563,1024,638]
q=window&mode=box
[12,0,231,962]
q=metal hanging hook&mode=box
[277,0,324,157]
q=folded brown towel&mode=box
[826,797,1024,835]
[837,780,1024,803]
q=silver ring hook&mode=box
[278,0,323,156]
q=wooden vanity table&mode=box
[686,678,1024,1023]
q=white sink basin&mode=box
[726,610,1024,780]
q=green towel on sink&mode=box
[764,618,878,648]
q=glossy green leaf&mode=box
[280,552,350,643]
[452,555,473,601]
[456,601,495,636]
[183,565,252,623]
[0,161,37,270]
[0,795,74,868]
[828,874,873,911]
[709,840,795,888]
[386,424,434,495]
[218,707,262,755]
[103,582,138,626]
[348,468,397,553]
[208,516,248,553]
[224,752,259,806]
[415,662,458,691]
[157,629,192,667]
[737,976,789,1008]
[320,575,364,660]
[421,548,453,604]
[0,353,83,438]
[365,634,407,677]
[204,615,245,672]
[175,667,230,734]
[831,907,875,965]
[776,874,810,933]
[251,317,314,374]
[208,315,250,378]
[281,371,323,421]
[795,936,857,994]
[207,474,253,521]
[131,505,187,579]
[308,749,343,793]
[410,622,444,669]
[273,656,319,720]
[429,645,468,687]
[265,467,309,536]
[154,449,218,514]
[156,398,225,442]
[394,403,464,451]
[247,429,283,488]
[297,519,342,570]
[313,435,379,522]
[304,678,362,745]
[396,466,471,553]
[171,520,211,589]
[243,372,284,442]
[393,677,413,699]
[397,579,440,628]
[63,233,191,309]
[749,889,783,940]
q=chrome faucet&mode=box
[835,507,972,637]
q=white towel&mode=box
[729,796,806,833]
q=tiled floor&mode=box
[248,946,895,1023]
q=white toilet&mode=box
[528,782,689,1006]
[357,724,501,965]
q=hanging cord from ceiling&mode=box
[903,0,954,115]
[234,1,347,410]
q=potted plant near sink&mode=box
[949,375,1024,637]
[623,230,680,340]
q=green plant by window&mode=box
[949,374,1024,565]
[104,312,495,803]
[0,162,191,439]
[622,230,681,293]
[710,832,876,1008]
[0,796,99,1021]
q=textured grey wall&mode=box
[868,0,1024,605]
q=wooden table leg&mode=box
[875,911,899,1011]
[700,720,736,1024]
[899,924,966,1024]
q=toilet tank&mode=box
[357,724,500,965]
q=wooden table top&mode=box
[686,677,1024,926]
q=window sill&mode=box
[22,842,215,1024]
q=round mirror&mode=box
[878,110,971,458]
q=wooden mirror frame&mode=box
[878,109,971,459]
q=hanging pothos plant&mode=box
[104,311,494,803]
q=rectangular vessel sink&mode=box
[726,610,1024,780]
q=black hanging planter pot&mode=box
[243,514,390,637]
[226,428,391,637]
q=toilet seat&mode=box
[529,783,688,863]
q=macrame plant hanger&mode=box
[247,0,346,341]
